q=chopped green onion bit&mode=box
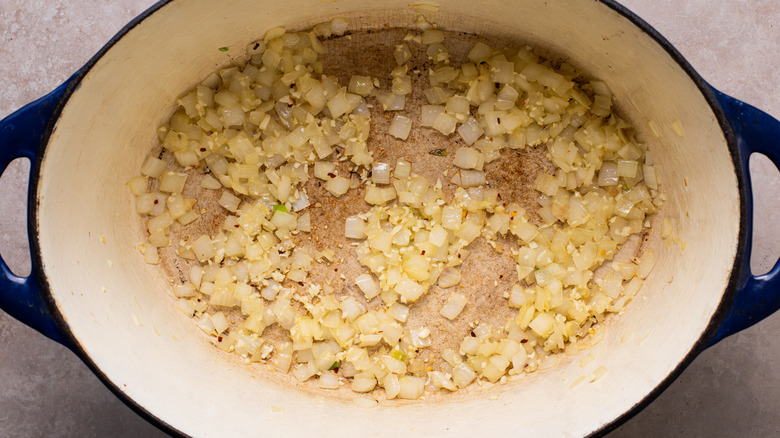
[389,349,407,361]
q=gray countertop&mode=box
[1,1,778,436]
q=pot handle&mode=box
[0,83,70,345]
[708,88,780,345]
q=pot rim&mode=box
[27,1,748,436]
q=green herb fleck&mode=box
[218,46,229,52]
[429,148,448,156]
[389,349,407,362]
[273,204,288,213]
[328,361,341,371]
[622,185,630,192]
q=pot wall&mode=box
[29,0,741,436]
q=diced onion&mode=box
[376,91,406,111]
[325,176,350,197]
[438,267,461,289]
[296,211,311,232]
[351,375,377,393]
[440,293,467,320]
[200,174,223,190]
[643,164,658,190]
[345,216,366,239]
[129,21,664,400]
[637,249,655,279]
[371,162,391,185]
[191,235,215,262]
[397,376,425,399]
[318,372,340,389]
[314,161,337,180]
[389,115,413,140]
[441,205,462,230]
[127,176,148,195]
[395,278,426,302]
[452,147,482,170]
[452,363,477,388]
[457,117,483,145]
[421,105,444,127]
[140,156,166,178]
[393,43,411,65]
[330,17,349,36]
[211,311,229,334]
[365,186,397,205]
[159,172,188,193]
[174,284,197,298]
[450,170,486,187]
[271,210,297,230]
[392,161,411,180]
[355,273,380,299]
[348,75,374,96]
[467,41,491,63]
[218,191,241,212]
[147,212,173,234]
[529,312,555,338]
[291,192,311,212]
[597,162,619,187]
[617,160,638,178]
[432,112,457,135]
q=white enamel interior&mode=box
[35,0,741,436]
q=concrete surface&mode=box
[0,1,778,436]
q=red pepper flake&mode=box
[421,250,426,255]
[520,339,528,343]
[217,336,223,342]
[153,199,159,204]
[327,172,337,178]
[298,281,304,286]
[200,147,207,152]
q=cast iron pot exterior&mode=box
[1,1,779,437]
